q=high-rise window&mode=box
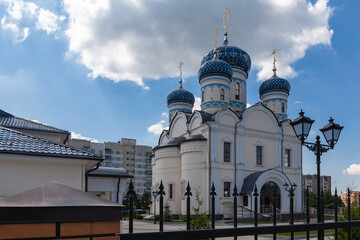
[284,149,291,167]
[220,88,225,100]
[224,142,231,162]
[202,91,205,102]
[235,82,240,100]
[256,146,263,165]
[281,102,285,113]
[224,182,231,197]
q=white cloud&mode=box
[246,103,252,108]
[63,0,333,87]
[342,164,360,175]
[147,120,167,135]
[1,16,28,42]
[70,131,99,142]
[295,101,303,104]
[161,112,168,118]
[0,0,65,41]
[193,97,201,112]
[36,8,65,34]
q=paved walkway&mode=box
[121,220,334,239]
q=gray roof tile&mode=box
[0,126,101,160]
[0,109,70,134]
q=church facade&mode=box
[152,27,302,218]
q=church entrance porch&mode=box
[260,181,280,214]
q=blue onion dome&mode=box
[198,58,233,81]
[201,45,251,75]
[166,86,195,105]
[259,69,291,97]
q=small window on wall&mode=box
[284,149,291,167]
[220,88,225,100]
[243,196,248,206]
[224,182,231,197]
[235,82,240,100]
[256,146,263,165]
[169,183,173,199]
[224,142,231,162]
[281,102,285,113]
[202,91,205,102]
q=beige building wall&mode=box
[0,154,86,198]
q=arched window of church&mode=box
[220,88,225,100]
[202,91,205,102]
[235,82,240,100]
[281,102,285,113]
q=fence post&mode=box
[347,187,351,240]
[159,180,165,232]
[306,187,310,240]
[358,192,360,240]
[127,180,135,233]
[185,182,192,231]
[334,187,338,240]
[320,188,324,239]
[290,187,294,240]
[253,185,259,240]
[210,182,216,240]
[210,183,216,228]
[272,187,277,240]
[233,185,238,240]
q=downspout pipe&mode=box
[206,122,212,214]
[85,163,100,192]
[116,177,121,203]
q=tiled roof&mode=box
[0,126,101,160]
[0,109,70,134]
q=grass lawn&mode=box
[275,229,334,236]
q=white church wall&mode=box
[154,146,181,215]
[169,114,188,138]
[180,140,205,215]
[243,109,278,133]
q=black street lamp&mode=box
[283,182,297,240]
[152,190,159,224]
[290,110,343,225]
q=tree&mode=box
[190,188,211,230]
[140,191,150,210]
[336,202,359,239]
[164,201,172,221]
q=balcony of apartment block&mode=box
[145,171,152,175]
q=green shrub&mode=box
[136,215,144,220]
[336,202,359,239]
[190,188,211,240]
[164,201,172,222]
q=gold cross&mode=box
[211,27,220,51]
[222,8,231,33]
[271,48,279,69]
[178,61,184,86]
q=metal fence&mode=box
[2,180,360,240]
[119,180,360,240]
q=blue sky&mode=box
[0,0,359,192]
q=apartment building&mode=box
[68,138,152,195]
[302,174,331,193]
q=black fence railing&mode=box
[2,180,360,240]
[119,180,360,240]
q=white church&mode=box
[151,16,302,218]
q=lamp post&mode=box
[290,110,343,224]
[284,182,297,240]
[152,190,159,224]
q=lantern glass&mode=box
[291,110,314,143]
[283,183,289,191]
